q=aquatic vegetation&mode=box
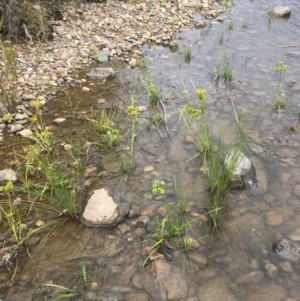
[147,81,160,106]
[139,59,148,69]
[181,86,247,226]
[242,21,248,28]
[218,32,224,45]
[228,20,234,31]
[181,45,192,63]
[211,57,233,83]
[152,180,165,195]
[266,58,288,111]
[81,261,88,284]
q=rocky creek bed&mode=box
[1,0,300,300]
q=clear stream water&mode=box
[2,0,300,300]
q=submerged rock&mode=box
[87,67,115,80]
[225,151,256,188]
[270,6,291,18]
[272,238,300,262]
[81,187,128,227]
[141,252,187,301]
[198,278,236,301]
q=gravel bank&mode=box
[1,0,218,108]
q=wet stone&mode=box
[10,124,23,132]
[18,129,33,138]
[271,6,291,18]
[225,151,256,188]
[141,257,187,301]
[265,262,278,279]
[272,238,300,262]
[117,223,130,234]
[237,271,264,284]
[88,67,115,80]
[53,118,67,125]
[134,215,150,227]
[81,187,128,227]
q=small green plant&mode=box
[161,1,167,7]
[138,59,147,69]
[181,45,192,63]
[267,58,288,111]
[152,180,165,195]
[228,20,234,30]
[148,82,160,105]
[41,284,79,301]
[242,21,248,29]
[3,113,14,123]
[211,57,233,83]
[81,261,88,284]
[218,32,224,45]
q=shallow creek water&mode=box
[2,0,300,300]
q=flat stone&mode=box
[22,94,35,101]
[18,129,33,138]
[54,25,65,35]
[53,118,67,125]
[87,67,115,80]
[117,223,130,234]
[81,187,128,227]
[266,211,283,226]
[271,6,291,18]
[10,124,23,132]
[0,169,17,183]
[237,271,264,284]
[14,113,27,120]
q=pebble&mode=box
[10,124,24,132]
[53,118,67,125]
[143,165,154,172]
[18,129,33,138]
[265,263,278,279]
[134,216,150,227]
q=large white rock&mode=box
[271,6,291,18]
[81,187,128,227]
[225,151,255,187]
